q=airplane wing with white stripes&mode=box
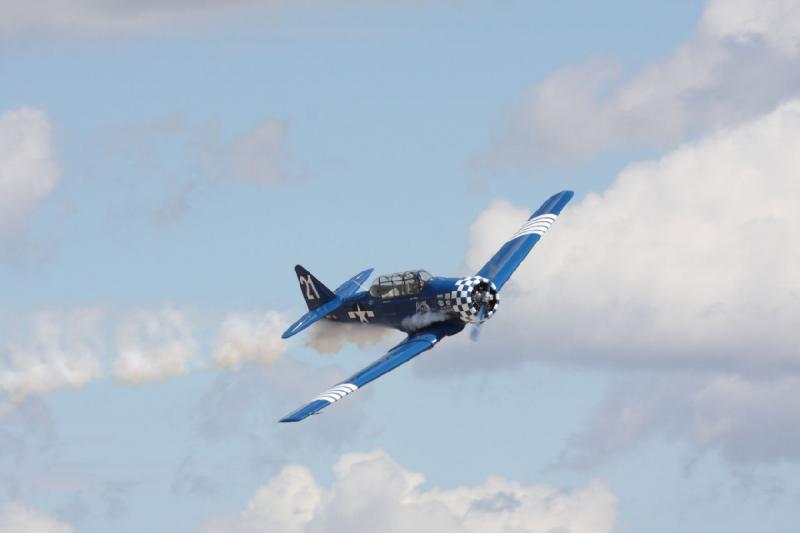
[476,190,573,291]
[279,323,460,422]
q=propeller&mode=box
[470,304,486,341]
[463,277,498,342]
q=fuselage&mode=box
[326,276,465,332]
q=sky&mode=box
[2,0,800,532]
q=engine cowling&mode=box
[453,276,499,323]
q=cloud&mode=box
[193,357,369,467]
[0,397,56,466]
[304,320,396,354]
[196,118,301,185]
[213,311,288,370]
[0,502,73,533]
[559,373,800,467]
[82,115,301,226]
[199,449,617,533]
[475,0,800,170]
[0,0,435,37]
[112,306,197,384]
[0,0,265,36]
[0,108,60,233]
[0,309,103,401]
[450,99,800,373]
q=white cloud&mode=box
[200,449,617,533]
[559,373,800,466]
[456,100,800,372]
[0,309,103,401]
[476,0,800,169]
[703,0,800,54]
[0,108,60,232]
[0,502,73,533]
[213,311,288,370]
[112,306,197,384]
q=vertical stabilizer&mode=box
[294,265,336,311]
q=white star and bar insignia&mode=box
[347,304,375,323]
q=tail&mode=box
[294,265,336,311]
[283,266,372,339]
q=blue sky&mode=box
[3,1,800,532]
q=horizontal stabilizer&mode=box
[335,268,374,297]
[281,296,343,339]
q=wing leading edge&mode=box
[279,323,459,422]
[477,190,573,290]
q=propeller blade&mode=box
[470,305,486,342]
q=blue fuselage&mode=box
[326,276,464,333]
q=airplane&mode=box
[279,190,574,422]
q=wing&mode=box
[476,190,573,290]
[279,323,456,422]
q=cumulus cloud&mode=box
[199,449,617,533]
[475,0,800,169]
[450,100,800,373]
[559,373,800,466]
[112,306,197,384]
[0,309,103,401]
[0,108,60,233]
[213,311,288,370]
[0,502,73,533]
[304,320,396,354]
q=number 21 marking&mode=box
[299,275,320,300]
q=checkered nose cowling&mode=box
[453,276,499,323]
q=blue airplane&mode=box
[279,190,574,422]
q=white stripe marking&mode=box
[313,383,358,403]
[508,214,558,241]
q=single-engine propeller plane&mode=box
[279,190,574,422]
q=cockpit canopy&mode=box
[369,270,432,299]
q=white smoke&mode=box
[0,502,73,533]
[304,321,396,354]
[0,308,103,402]
[400,311,450,331]
[112,306,197,384]
[213,311,288,370]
